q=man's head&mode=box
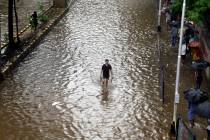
[105,59,109,64]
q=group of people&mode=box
[164,8,204,88]
[162,0,205,89]
[162,0,210,138]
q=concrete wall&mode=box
[53,0,66,8]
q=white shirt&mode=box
[207,126,210,130]
[189,38,194,43]
[207,119,210,130]
[181,44,187,55]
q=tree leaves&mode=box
[171,0,210,26]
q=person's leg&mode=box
[190,119,194,128]
[105,79,108,88]
[102,79,108,93]
[188,106,195,128]
[200,78,203,89]
[208,131,210,140]
[172,36,176,47]
[101,78,104,85]
[101,79,104,89]
[101,79,107,93]
[173,36,176,46]
[198,81,201,89]
[181,55,186,64]
[197,78,203,89]
[207,130,210,140]
[166,19,168,30]
[195,80,199,89]
[171,36,174,47]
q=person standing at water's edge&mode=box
[100,59,113,89]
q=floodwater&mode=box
[0,0,209,139]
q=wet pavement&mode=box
[0,0,209,139]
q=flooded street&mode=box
[0,0,209,139]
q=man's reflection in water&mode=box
[101,90,109,101]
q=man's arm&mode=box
[100,66,103,80]
[110,65,113,79]
[111,70,113,80]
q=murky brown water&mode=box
[0,0,209,139]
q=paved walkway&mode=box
[160,11,210,140]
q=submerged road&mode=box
[1,0,209,139]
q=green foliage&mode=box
[3,33,9,43]
[37,1,45,13]
[27,1,49,28]
[28,16,33,27]
[187,0,210,26]
[170,0,182,14]
[37,1,49,23]
[27,16,36,29]
[38,14,49,23]
[170,0,210,26]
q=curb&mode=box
[1,7,70,79]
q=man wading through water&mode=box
[100,59,113,92]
